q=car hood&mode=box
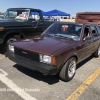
[11,36,77,55]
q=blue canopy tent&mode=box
[46,9,70,16]
[31,10,52,16]
[31,9,70,16]
[41,10,52,16]
[31,10,53,20]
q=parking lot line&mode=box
[0,69,8,76]
[66,68,100,100]
[0,72,37,100]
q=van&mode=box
[75,12,100,24]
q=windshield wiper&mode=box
[44,33,55,37]
[70,33,78,36]
[54,34,73,40]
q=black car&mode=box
[0,8,54,51]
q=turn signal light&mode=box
[0,27,4,31]
[51,57,56,65]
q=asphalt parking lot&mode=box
[0,51,100,100]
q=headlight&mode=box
[40,54,51,64]
[43,55,51,64]
[8,45,14,52]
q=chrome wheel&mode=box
[59,57,76,82]
[7,38,17,44]
[68,60,76,78]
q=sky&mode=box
[0,0,100,15]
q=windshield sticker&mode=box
[62,25,68,31]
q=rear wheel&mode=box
[93,46,100,57]
[59,57,76,82]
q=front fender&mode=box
[2,30,24,40]
[57,51,78,73]
[64,52,78,64]
[0,30,24,44]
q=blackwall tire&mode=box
[59,57,76,82]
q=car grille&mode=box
[14,47,40,62]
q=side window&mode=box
[9,11,17,17]
[96,26,100,35]
[83,26,91,38]
[90,26,98,36]
[29,11,40,21]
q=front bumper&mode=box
[5,51,59,75]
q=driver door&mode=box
[29,11,46,33]
[23,10,45,37]
[79,25,94,60]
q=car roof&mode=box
[76,12,100,14]
[7,8,41,11]
[54,21,98,26]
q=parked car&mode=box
[5,22,100,81]
[0,8,54,51]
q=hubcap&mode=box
[68,60,76,78]
[98,46,100,56]
[7,38,17,44]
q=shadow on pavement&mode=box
[13,64,60,85]
[0,45,5,54]
[77,56,93,69]
[13,55,94,84]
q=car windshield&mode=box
[42,23,82,40]
[3,9,29,19]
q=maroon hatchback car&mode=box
[5,22,100,81]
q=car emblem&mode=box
[22,51,27,54]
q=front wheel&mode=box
[59,57,76,82]
[3,35,20,52]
